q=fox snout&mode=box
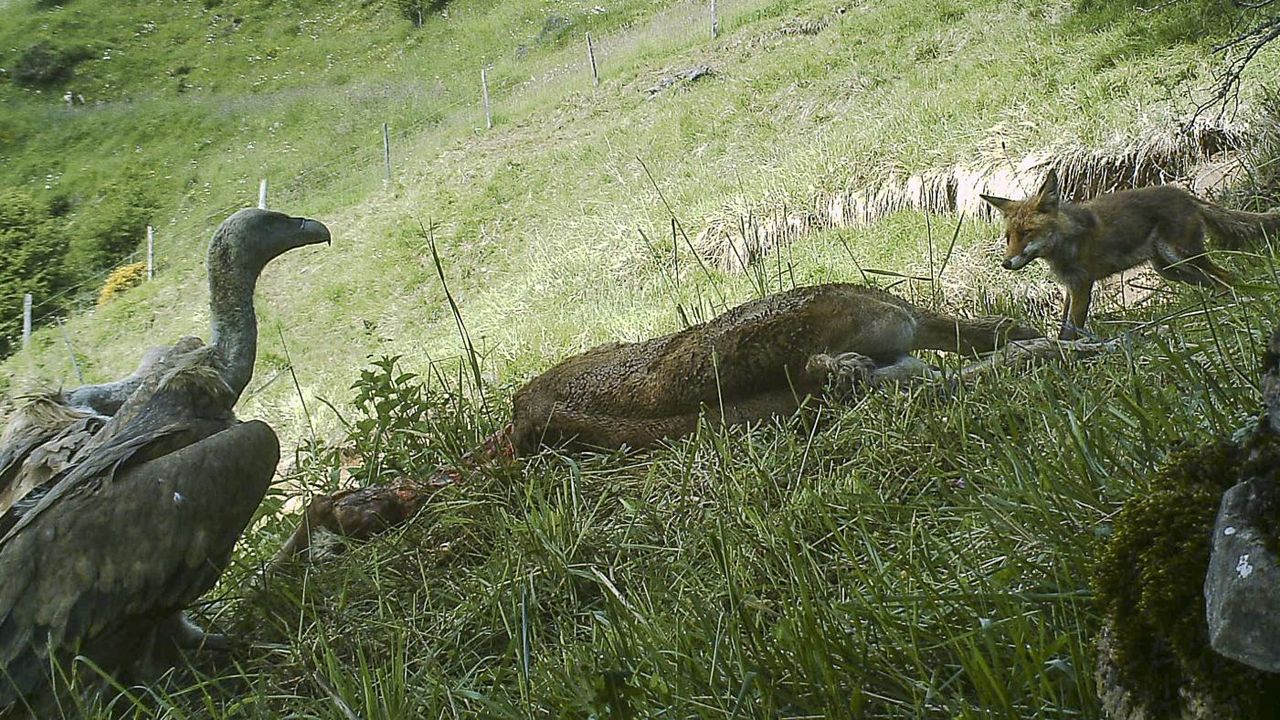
[1002,254,1033,271]
[1001,236,1043,271]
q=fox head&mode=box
[980,169,1061,271]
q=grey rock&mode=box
[1205,476,1280,672]
[645,65,714,96]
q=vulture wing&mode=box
[0,419,279,709]
[1,346,236,546]
[0,400,103,517]
[1,337,205,525]
[61,339,201,417]
[0,414,104,538]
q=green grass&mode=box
[3,0,1280,716]
[6,0,1277,419]
[59,257,1279,718]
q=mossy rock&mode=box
[96,261,146,307]
[1094,438,1280,718]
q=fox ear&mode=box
[980,194,1016,215]
[1035,169,1060,213]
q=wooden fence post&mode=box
[383,122,392,183]
[586,32,599,87]
[711,0,719,38]
[481,68,493,130]
[258,178,268,209]
[146,225,155,280]
[22,293,32,350]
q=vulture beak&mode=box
[299,217,331,246]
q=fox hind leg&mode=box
[1151,241,1232,290]
[912,313,1040,355]
[1151,224,1233,291]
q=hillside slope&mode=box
[2,0,1280,716]
[3,0,1275,438]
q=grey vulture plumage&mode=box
[0,208,329,712]
[0,341,197,533]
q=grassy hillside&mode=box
[5,0,1277,429]
[3,0,1280,716]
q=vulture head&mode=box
[208,208,330,401]
[0,208,329,713]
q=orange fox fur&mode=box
[982,169,1280,340]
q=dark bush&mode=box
[395,0,448,27]
[538,14,573,44]
[0,190,71,356]
[11,41,92,88]
[64,178,158,276]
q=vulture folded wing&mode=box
[2,338,208,528]
[3,347,238,546]
[0,416,106,534]
[0,421,196,546]
[61,339,201,417]
[1,400,102,513]
[0,420,279,709]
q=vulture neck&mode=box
[208,264,260,402]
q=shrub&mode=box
[338,354,492,482]
[394,0,448,27]
[96,261,147,307]
[11,41,91,88]
[0,190,70,356]
[64,176,158,275]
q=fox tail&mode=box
[1196,198,1280,250]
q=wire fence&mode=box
[1,115,439,349]
[4,0,766,368]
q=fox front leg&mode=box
[1060,281,1093,341]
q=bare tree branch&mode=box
[1199,3,1280,120]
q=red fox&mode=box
[981,169,1280,340]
